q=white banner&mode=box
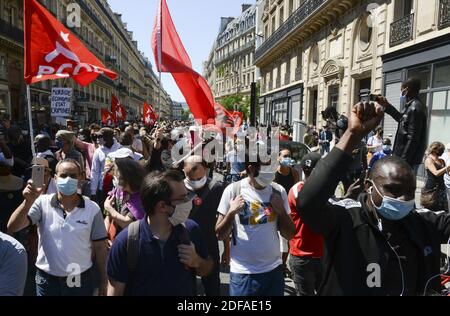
[51,88,72,117]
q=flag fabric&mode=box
[111,95,126,122]
[214,103,243,134]
[143,102,158,127]
[101,109,114,126]
[151,0,216,124]
[24,0,117,86]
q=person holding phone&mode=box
[8,159,108,296]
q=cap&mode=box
[55,130,75,142]
[108,148,134,160]
[300,153,321,171]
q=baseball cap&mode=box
[300,153,321,172]
[108,148,134,160]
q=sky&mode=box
[108,0,254,103]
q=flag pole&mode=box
[26,85,36,158]
[157,0,162,123]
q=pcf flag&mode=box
[24,0,117,86]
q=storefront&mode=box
[382,33,450,150]
[258,83,303,125]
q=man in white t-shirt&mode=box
[216,151,295,296]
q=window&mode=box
[279,7,284,25]
[328,85,340,108]
[359,14,373,51]
[432,61,450,88]
[408,65,431,90]
[271,16,276,35]
[289,0,295,15]
[309,45,319,73]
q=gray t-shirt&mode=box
[0,232,27,296]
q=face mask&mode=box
[97,138,105,146]
[184,176,207,191]
[57,177,79,196]
[168,199,192,227]
[280,158,293,167]
[370,184,415,221]
[112,176,120,188]
[55,140,64,149]
[255,172,276,188]
[400,89,408,104]
[382,145,391,152]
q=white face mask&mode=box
[255,172,276,188]
[168,200,193,227]
[184,176,207,191]
[112,176,119,188]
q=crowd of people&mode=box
[0,77,449,297]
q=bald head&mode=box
[35,134,51,152]
[369,156,416,203]
[183,155,206,181]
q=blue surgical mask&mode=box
[382,145,391,152]
[57,177,79,196]
[370,184,415,221]
[55,140,64,149]
[400,89,408,104]
[280,158,293,167]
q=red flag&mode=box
[214,103,243,134]
[101,109,114,126]
[151,0,216,123]
[111,95,126,122]
[143,102,158,127]
[24,0,117,86]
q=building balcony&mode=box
[255,0,355,66]
[215,41,255,65]
[130,92,145,102]
[75,0,113,39]
[0,19,23,45]
[439,0,450,30]
[390,13,414,47]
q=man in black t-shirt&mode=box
[183,155,228,296]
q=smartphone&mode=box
[31,165,45,188]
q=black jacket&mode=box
[386,97,428,166]
[297,149,450,296]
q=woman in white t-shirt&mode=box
[367,127,384,153]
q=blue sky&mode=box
[108,0,254,102]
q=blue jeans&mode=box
[230,265,284,296]
[35,268,94,296]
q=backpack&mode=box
[126,221,191,275]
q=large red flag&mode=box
[143,102,158,127]
[151,0,216,124]
[111,95,126,122]
[24,0,117,86]
[101,109,114,126]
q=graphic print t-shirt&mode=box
[217,178,290,274]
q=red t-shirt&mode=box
[288,182,324,258]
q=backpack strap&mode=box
[127,221,141,275]
[229,181,242,246]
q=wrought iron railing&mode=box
[255,0,327,61]
[390,13,414,47]
[0,19,23,44]
[439,0,450,29]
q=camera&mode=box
[360,94,379,103]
